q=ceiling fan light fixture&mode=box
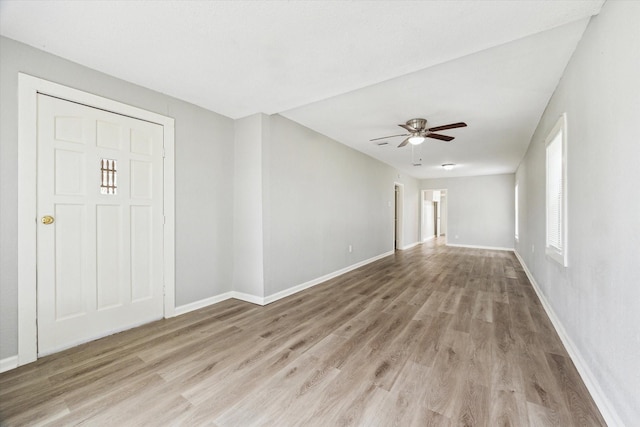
[408,135,425,145]
[442,163,456,171]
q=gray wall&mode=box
[0,36,235,359]
[233,114,266,298]
[515,2,640,424]
[398,177,421,249]
[421,174,515,249]
[0,36,423,360]
[263,114,420,296]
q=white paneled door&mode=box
[36,94,164,355]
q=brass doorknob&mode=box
[41,215,55,225]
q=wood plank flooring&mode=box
[0,240,606,426]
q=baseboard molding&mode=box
[174,291,266,313]
[513,250,624,427]
[230,291,265,306]
[174,292,234,316]
[446,243,514,251]
[0,250,396,373]
[398,241,421,251]
[173,250,396,314]
[263,250,395,305]
[422,235,435,243]
[0,355,18,373]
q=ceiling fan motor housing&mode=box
[406,118,427,131]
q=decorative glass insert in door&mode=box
[100,159,117,195]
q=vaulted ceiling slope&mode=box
[0,1,604,178]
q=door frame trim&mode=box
[393,182,404,250]
[17,73,176,366]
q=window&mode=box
[545,114,567,266]
[515,182,519,241]
[100,158,118,195]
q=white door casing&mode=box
[393,182,404,250]
[18,74,175,365]
[36,94,164,355]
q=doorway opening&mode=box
[421,189,447,243]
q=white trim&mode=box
[17,74,38,366]
[174,250,397,315]
[163,121,176,318]
[422,235,435,243]
[171,292,263,316]
[149,250,398,322]
[545,113,568,267]
[231,291,266,306]
[175,250,397,309]
[514,180,519,241]
[5,247,396,371]
[514,251,624,427]
[398,241,421,251]
[17,73,176,366]
[263,250,395,305]
[174,292,234,316]
[393,182,404,250]
[173,291,264,316]
[446,243,514,251]
[0,356,19,374]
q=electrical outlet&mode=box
[532,244,535,253]
[348,245,353,253]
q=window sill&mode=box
[546,246,567,267]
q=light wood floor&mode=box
[0,240,606,426]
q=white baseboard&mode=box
[173,250,396,314]
[398,241,421,250]
[230,291,265,306]
[174,292,234,316]
[513,250,623,427]
[173,290,268,313]
[0,355,19,373]
[446,243,514,251]
[0,250,396,373]
[422,235,435,242]
[263,250,394,305]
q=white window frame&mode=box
[514,181,519,241]
[545,113,568,267]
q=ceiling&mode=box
[0,0,604,179]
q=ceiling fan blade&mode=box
[398,124,417,132]
[398,137,411,148]
[428,122,467,132]
[426,133,454,142]
[369,133,409,141]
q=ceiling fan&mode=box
[371,118,467,147]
